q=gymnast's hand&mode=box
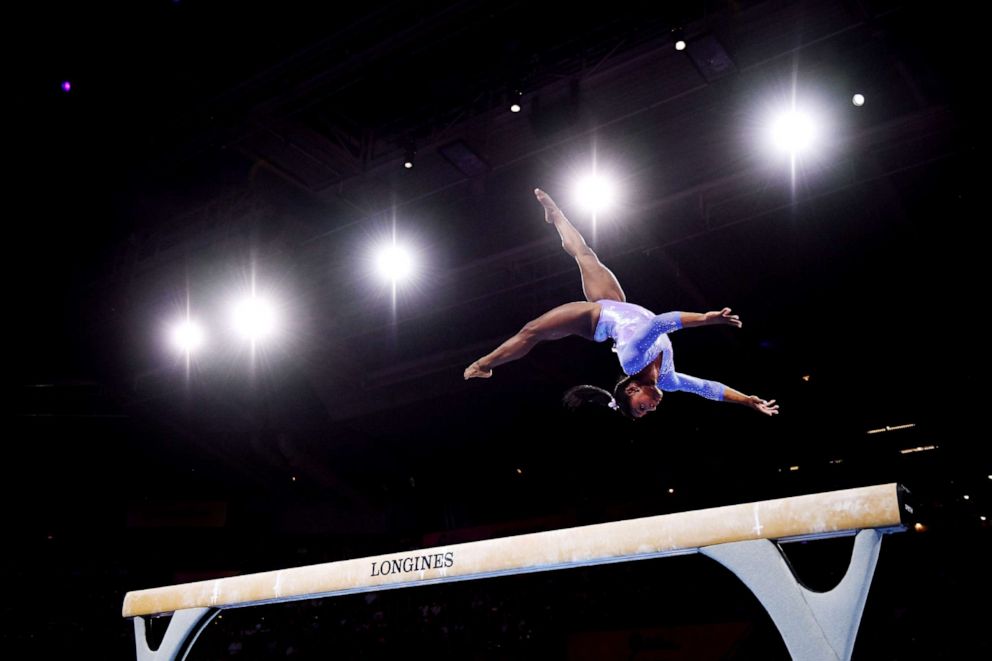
[748,396,779,416]
[705,307,742,328]
[464,361,493,379]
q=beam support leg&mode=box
[702,529,883,661]
[133,607,219,661]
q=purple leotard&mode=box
[594,300,725,401]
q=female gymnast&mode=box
[463,189,779,419]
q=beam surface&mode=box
[123,483,904,618]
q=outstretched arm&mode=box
[660,372,779,416]
[661,371,727,401]
[632,307,742,357]
[720,385,779,416]
[679,307,741,329]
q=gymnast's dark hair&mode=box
[562,375,636,418]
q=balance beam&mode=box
[124,483,908,661]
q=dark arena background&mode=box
[8,1,988,659]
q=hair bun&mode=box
[562,385,615,411]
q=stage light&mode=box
[375,243,414,283]
[510,88,523,113]
[61,81,72,93]
[574,174,616,214]
[403,146,415,169]
[852,93,865,107]
[170,320,205,354]
[899,445,937,454]
[231,296,277,342]
[770,110,817,155]
[675,40,686,51]
[869,423,917,435]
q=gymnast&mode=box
[464,189,779,419]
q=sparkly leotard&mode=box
[594,300,726,400]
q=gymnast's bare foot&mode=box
[534,188,564,224]
[463,361,493,379]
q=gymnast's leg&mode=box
[535,188,625,303]
[464,302,600,379]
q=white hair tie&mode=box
[607,398,619,411]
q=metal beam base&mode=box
[133,607,218,661]
[702,528,883,661]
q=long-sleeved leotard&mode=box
[594,300,726,401]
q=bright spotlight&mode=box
[675,40,687,51]
[852,93,865,107]
[231,296,277,341]
[170,320,205,354]
[376,243,414,283]
[770,110,817,154]
[510,103,521,113]
[574,175,616,214]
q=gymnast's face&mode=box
[626,383,663,418]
